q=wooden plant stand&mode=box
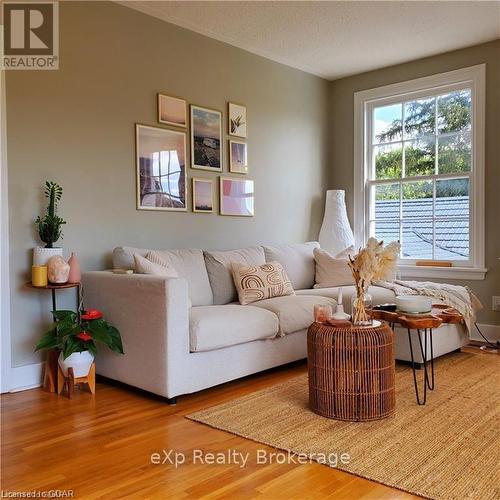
[57,363,96,399]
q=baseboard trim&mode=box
[9,362,44,392]
[470,323,500,343]
[5,323,500,393]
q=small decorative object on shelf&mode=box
[67,252,81,283]
[35,308,124,398]
[314,304,332,323]
[47,255,70,284]
[348,237,400,326]
[33,181,66,265]
[31,265,48,287]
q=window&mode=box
[354,66,485,280]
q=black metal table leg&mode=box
[407,328,428,405]
[416,328,435,390]
[51,289,57,319]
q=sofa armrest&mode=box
[82,271,190,397]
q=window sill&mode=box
[398,265,487,281]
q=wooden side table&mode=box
[307,320,395,421]
[26,281,81,393]
[372,304,464,405]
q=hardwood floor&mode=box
[1,361,418,499]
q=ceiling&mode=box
[120,1,500,80]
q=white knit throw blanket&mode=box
[374,279,481,334]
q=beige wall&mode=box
[6,1,329,366]
[329,40,500,325]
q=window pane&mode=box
[437,90,471,134]
[402,219,433,259]
[402,180,433,218]
[435,220,469,260]
[373,184,400,220]
[373,220,400,246]
[436,178,469,218]
[404,97,435,139]
[373,104,402,143]
[438,133,471,174]
[374,143,402,179]
[404,138,435,177]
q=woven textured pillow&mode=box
[134,254,178,278]
[231,261,295,305]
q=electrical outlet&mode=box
[493,296,500,312]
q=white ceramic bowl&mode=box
[395,296,432,314]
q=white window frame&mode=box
[354,65,486,280]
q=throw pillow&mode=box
[231,261,295,305]
[133,254,178,278]
[313,247,354,288]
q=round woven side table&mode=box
[307,321,395,421]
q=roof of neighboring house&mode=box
[375,196,469,260]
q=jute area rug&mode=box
[187,352,499,499]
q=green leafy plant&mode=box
[35,181,66,248]
[35,309,124,359]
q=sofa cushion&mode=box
[113,246,213,306]
[296,285,396,313]
[133,254,178,278]
[232,261,295,305]
[252,295,336,335]
[263,242,319,290]
[204,246,266,305]
[113,246,150,270]
[189,305,279,352]
[313,247,354,288]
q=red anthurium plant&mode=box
[35,309,124,359]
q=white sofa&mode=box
[82,242,467,401]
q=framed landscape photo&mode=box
[229,140,248,174]
[219,177,254,217]
[192,178,214,213]
[135,124,187,211]
[190,105,222,171]
[158,94,187,128]
[228,102,247,138]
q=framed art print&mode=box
[228,102,247,138]
[190,105,222,171]
[220,177,254,217]
[229,140,248,174]
[192,178,214,213]
[158,94,187,128]
[135,124,187,211]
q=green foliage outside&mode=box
[374,91,471,200]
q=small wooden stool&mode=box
[57,363,96,399]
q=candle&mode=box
[338,287,343,306]
[314,304,332,323]
[32,265,48,287]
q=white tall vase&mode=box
[318,190,355,257]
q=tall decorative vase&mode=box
[67,252,81,283]
[351,291,373,326]
[318,190,355,258]
[33,246,63,266]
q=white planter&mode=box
[58,351,94,378]
[33,246,63,266]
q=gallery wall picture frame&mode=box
[192,178,214,213]
[229,140,248,174]
[158,93,187,128]
[190,104,223,172]
[135,124,187,212]
[228,102,247,138]
[219,176,254,217]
